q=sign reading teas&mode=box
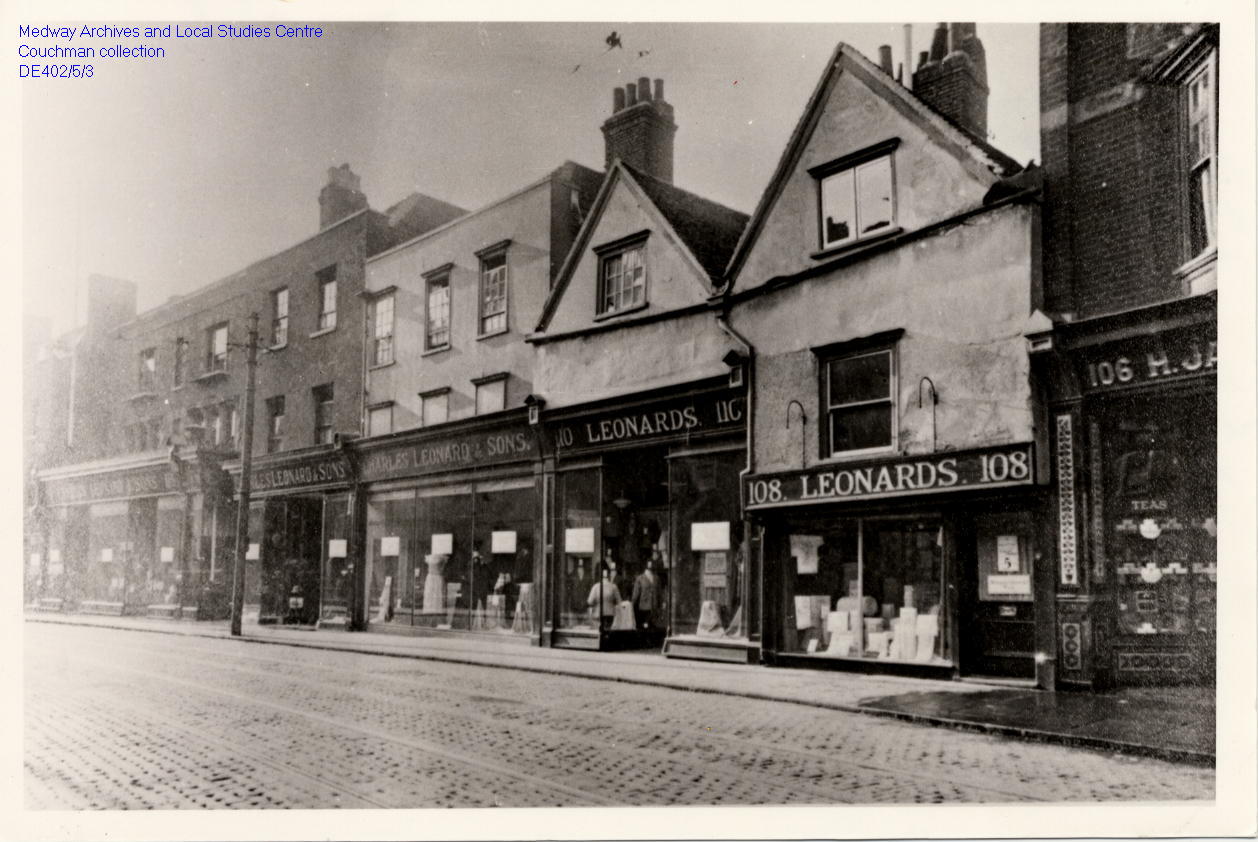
[744,443,1035,509]
[553,389,744,453]
[360,424,535,482]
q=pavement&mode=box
[24,611,1215,765]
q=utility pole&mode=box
[229,313,260,637]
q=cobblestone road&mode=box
[25,623,1214,809]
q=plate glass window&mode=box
[313,384,334,445]
[271,288,289,347]
[266,395,285,453]
[370,294,394,366]
[825,348,895,456]
[206,323,228,373]
[138,348,156,391]
[1186,54,1217,258]
[480,252,508,334]
[599,244,646,315]
[820,154,894,250]
[426,275,450,349]
[317,266,337,331]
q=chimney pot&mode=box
[918,50,928,69]
[613,87,625,112]
[601,76,677,183]
[626,82,637,107]
[638,76,651,101]
[878,45,894,75]
[929,23,948,62]
[654,78,664,101]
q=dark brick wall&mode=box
[1039,23,1206,319]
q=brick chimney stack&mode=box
[912,22,989,139]
[602,77,677,184]
[319,163,369,229]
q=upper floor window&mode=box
[367,403,393,437]
[206,323,228,373]
[419,388,449,427]
[473,373,508,416]
[819,339,898,458]
[173,338,186,388]
[266,395,285,454]
[313,383,335,445]
[478,243,509,335]
[425,270,451,350]
[223,398,239,448]
[271,287,289,347]
[317,266,337,331]
[811,140,898,252]
[369,293,394,367]
[1185,53,1217,258]
[138,348,156,391]
[596,232,648,316]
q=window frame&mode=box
[594,231,650,318]
[205,323,229,373]
[138,347,157,392]
[312,383,335,446]
[472,373,509,416]
[366,402,394,437]
[266,395,286,454]
[316,266,338,332]
[369,292,395,367]
[477,240,511,337]
[271,287,290,349]
[423,265,453,352]
[1183,50,1218,262]
[814,329,903,461]
[419,387,450,428]
[809,138,901,255]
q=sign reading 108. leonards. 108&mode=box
[743,443,1035,509]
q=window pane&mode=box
[829,404,893,453]
[828,352,890,405]
[856,157,894,235]
[427,280,450,347]
[475,381,506,415]
[422,394,448,427]
[821,169,856,247]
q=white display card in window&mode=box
[491,531,517,554]
[381,536,401,557]
[987,574,1031,596]
[431,533,453,555]
[49,549,61,564]
[160,546,175,563]
[100,548,113,562]
[790,534,823,575]
[996,534,1021,572]
[246,543,260,560]
[691,521,730,551]
[565,527,594,555]
[328,539,348,559]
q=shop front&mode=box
[356,411,541,641]
[745,442,1050,680]
[36,453,212,617]
[1050,306,1217,688]
[228,446,355,627]
[544,379,754,660]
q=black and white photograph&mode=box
[10,2,1256,841]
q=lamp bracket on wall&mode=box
[918,377,938,452]
[786,399,807,469]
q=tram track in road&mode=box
[48,627,1061,804]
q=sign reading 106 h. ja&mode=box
[743,443,1035,509]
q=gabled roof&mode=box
[724,41,1023,286]
[534,162,748,332]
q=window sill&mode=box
[368,360,396,371]
[421,345,451,358]
[816,445,898,464]
[594,302,648,322]
[1175,248,1217,295]
[268,342,288,352]
[810,226,903,261]
[477,326,509,341]
[127,391,158,402]
[194,370,229,384]
[308,327,337,339]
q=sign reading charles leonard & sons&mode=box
[358,423,536,483]
[743,442,1035,510]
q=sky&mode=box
[22,21,1039,337]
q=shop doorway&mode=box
[257,496,323,625]
[957,512,1037,679]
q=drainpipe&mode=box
[715,306,758,653]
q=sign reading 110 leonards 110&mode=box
[743,443,1035,509]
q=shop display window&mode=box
[319,493,354,623]
[669,451,746,640]
[597,451,670,637]
[413,487,475,630]
[557,468,601,630]
[470,480,538,636]
[366,489,418,625]
[1107,397,1216,639]
[150,497,185,605]
[781,518,950,664]
[85,501,129,603]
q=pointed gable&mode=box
[726,42,1023,293]
[535,162,747,337]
